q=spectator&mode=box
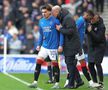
[15,0,32,28]
[3,0,15,25]
[76,0,94,16]
[18,28,26,54]
[32,24,40,41]
[43,0,50,4]
[24,18,33,36]
[95,0,105,13]
[4,20,18,41]
[31,0,42,24]
[7,20,18,37]
[57,0,65,6]
[8,32,22,54]
[87,0,94,10]
[24,32,35,54]
[32,24,40,52]
[49,0,58,5]
[62,0,82,16]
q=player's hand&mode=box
[36,46,41,51]
[58,46,63,53]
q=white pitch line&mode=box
[3,72,30,85]
[3,72,44,90]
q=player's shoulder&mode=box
[80,16,84,21]
[77,16,84,22]
[50,16,60,23]
[53,16,60,22]
[39,18,45,22]
[50,16,57,20]
[39,18,45,25]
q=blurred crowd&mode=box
[0,0,107,55]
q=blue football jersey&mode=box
[38,16,64,49]
[76,16,86,46]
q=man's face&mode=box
[91,15,99,24]
[41,9,51,19]
[84,12,93,21]
[52,9,59,17]
[7,21,13,28]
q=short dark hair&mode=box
[86,10,94,17]
[41,4,52,11]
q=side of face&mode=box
[91,15,99,24]
[84,12,93,21]
[7,21,13,28]
[52,9,59,17]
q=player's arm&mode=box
[58,33,64,53]
[37,22,43,51]
[76,18,84,30]
[55,18,64,53]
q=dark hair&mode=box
[41,4,52,11]
[86,10,94,17]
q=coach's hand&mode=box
[56,25,62,31]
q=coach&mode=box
[87,13,106,89]
[52,6,82,89]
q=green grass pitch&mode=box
[0,73,108,90]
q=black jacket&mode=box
[87,17,106,63]
[58,8,82,56]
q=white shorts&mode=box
[75,49,85,61]
[38,46,58,61]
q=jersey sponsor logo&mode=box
[43,26,51,32]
